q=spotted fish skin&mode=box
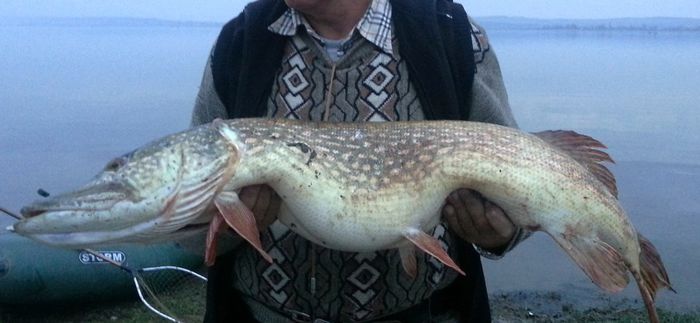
[11,118,671,323]
[215,118,672,323]
[218,119,617,252]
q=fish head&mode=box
[10,125,238,247]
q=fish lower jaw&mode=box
[12,217,167,248]
[20,232,117,248]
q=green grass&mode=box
[492,301,700,323]
[1,299,161,323]
[569,308,700,323]
[0,276,206,323]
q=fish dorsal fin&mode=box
[533,130,618,198]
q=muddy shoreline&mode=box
[1,289,697,322]
[489,290,699,322]
[490,290,641,321]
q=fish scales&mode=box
[11,118,672,323]
[206,119,621,258]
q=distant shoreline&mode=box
[2,16,700,32]
[0,17,222,28]
[477,16,700,32]
[496,25,700,32]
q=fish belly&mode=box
[274,182,447,252]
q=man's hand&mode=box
[442,189,515,252]
[238,184,281,230]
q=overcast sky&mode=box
[1,0,699,22]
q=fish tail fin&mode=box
[637,233,674,295]
[550,233,629,292]
[633,270,660,323]
[633,233,674,323]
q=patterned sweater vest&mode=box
[230,32,460,321]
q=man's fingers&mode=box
[484,201,515,239]
[238,185,262,209]
[253,186,271,220]
[447,190,478,238]
[237,185,279,227]
[443,189,516,250]
[460,189,492,233]
[260,187,281,228]
[443,203,460,232]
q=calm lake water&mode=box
[485,29,700,311]
[0,23,698,310]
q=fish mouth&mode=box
[11,207,132,247]
[18,206,45,219]
[10,165,223,247]
[19,204,109,220]
[9,217,209,248]
[10,182,141,246]
[19,182,129,218]
[10,180,214,247]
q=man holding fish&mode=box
[192,0,526,321]
[11,0,673,321]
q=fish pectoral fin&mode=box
[399,245,418,279]
[205,212,226,266]
[403,228,465,276]
[214,191,273,263]
[551,232,629,293]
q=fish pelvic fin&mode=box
[533,130,618,198]
[398,245,418,279]
[205,212,226,266]
[551,231,629,293]
[403,228,465,276]
[215,191,273,263]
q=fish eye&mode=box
[104,157,127,172]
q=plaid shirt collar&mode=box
[268,0,395,57]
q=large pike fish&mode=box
[9,118,672,322]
